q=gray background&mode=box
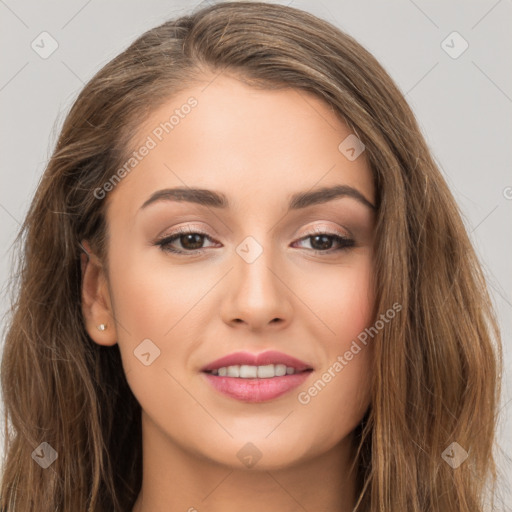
[1,0,511,506]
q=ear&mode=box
[80,240,118,346]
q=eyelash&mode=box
[154,227,355,256]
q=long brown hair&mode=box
[0,2,502,510]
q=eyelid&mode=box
[154,223,356,257]
[155,223,212,240]
[155,223,350,244]
[299,224,352,239]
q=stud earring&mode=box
[97,323,107,331]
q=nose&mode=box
[219,243,293,331]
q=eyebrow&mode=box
[139,185,376,212]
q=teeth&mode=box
[257,364,274,378]
[226,365,239,377]
[240,365,258,378]
[275,364,287,376]
[210,364,298,378]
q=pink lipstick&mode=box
[201,350,313,403]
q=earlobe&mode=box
[80,240,118,346]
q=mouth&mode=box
[204,364,311,378]
[201,350,314,402]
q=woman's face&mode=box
[85,73,376,470]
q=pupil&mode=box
[182,234,203,250]
[311,235,331,250]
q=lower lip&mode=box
[202,371,312,403]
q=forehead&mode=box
[105,74,374,220]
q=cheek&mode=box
[293,258,374,421]
[333,266,375,343]
[296,256,375,345]
[105,249,209,423]
[107,246,205,342]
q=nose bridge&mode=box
[221,231,293,328]
[235,233,281,302]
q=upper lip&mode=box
[201,350,314,372]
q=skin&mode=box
[81,73,376,512]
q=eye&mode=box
[155,227,218,255]
[293,230,355,253]
[154,227,355,256]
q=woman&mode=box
[0,2,502,511]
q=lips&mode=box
[200,350,314,373]
[200,350,314,402]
